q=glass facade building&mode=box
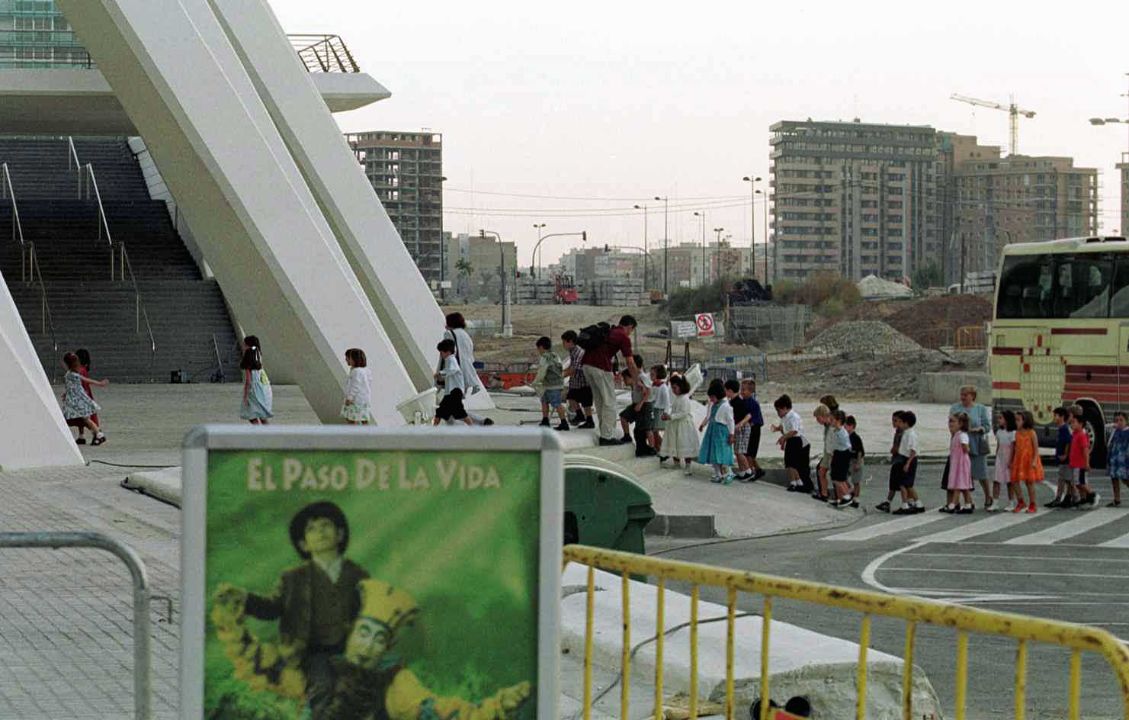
[0,0,90,68]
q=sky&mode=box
[269,0,1129,269]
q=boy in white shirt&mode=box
[772,394,812,493]
[649,365,672,460]
[893,411,924,514]
[433,339,473,426]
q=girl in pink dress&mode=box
[941,412,973,514]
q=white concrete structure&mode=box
[53,0,417,426]
[0,274,84,470]
[0,68,388,135]
[208,0,448,394]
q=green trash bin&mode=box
[564,456,656,554]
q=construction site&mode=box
[443,287,991,402]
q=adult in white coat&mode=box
[442,312,494,415]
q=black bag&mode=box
[576,322,611,352]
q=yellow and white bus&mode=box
[992,235,1129,467]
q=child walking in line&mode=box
[662,375,699,475]
[846,415,865,503]
[561,330,595,428]
[876,411,905,512]
[813,404,833,501]
[62,352,108,445]
[726,379,754,481]
[341,348,374,425]
[993,411,1017,511]
[1011,410,1043,513]
[1047,407,1077,508]
[650,365,671,460]
[1108,412,1129,507]
[829,410,856,508]
[894,411,923,514]
[533,336,570,431]
[74,348,99,444]
[1069,411,1100,508]
[698,379,736,484]
[742,379,766,481]
[773,394,812,492]
[941,413,974,514]
[434,339,473,426]
[619,355,652,454]
[240,339,273,425]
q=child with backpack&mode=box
[533,336,569,431]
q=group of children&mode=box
[61,349,108,445]
[773,394,865,509]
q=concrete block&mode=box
[560,565,941,719]
[645,514,717,538]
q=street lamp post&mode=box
[480,229,512,337]
[633,204,649,289]
[713,227,724,284]
[530,231,587,303]
[743,176,762,281]
[531,223,547,276]
[1089,74,1129,235]
[655,195,669,295]
[693,210,706,288]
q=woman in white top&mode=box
[443,313,488,401]
[341,348,374,424]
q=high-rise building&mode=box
[0,0,89,68]
[769,120,941,282]
[348,131,444,283]
[943,136,1098,276]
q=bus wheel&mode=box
[1080,404,1107,469]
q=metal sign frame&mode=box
[180,425,563,719]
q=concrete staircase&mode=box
[0,137,239,382]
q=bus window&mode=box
[1111,256,1129,317]
[997,254,1053,319]
[1053,256,1112,319]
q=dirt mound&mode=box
[886,295,991,349]
[806,321,922,355]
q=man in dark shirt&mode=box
[580,315,639,444]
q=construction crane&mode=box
[950,93,1036,156]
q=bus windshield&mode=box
[996,253,1129,320]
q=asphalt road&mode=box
[654,463,1129,719]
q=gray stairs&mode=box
[0,137,239,382]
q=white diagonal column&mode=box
[208,0,460,400]
[56,0,414,426]
[0,273,84,469]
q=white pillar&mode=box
[208,0,458,400]
[57,0,414,425]
[0,274,84,469]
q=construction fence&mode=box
[563,545,1129,720]
[727,305,811,351]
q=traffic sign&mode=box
[695,312,715,337]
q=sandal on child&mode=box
[91,435,107,446]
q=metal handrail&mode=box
[82,163,113,248]
[287,34,359,73]
[67,136,82,198]
[81,163,156,358]
[1,164,59,358]
[115,243,157,357]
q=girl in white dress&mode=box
[993,410,1017,511]
[661,375,700,476]
[341,347,374,424]
[61,352,108,445]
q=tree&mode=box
[455,258,474,298]
[911,261,943,291]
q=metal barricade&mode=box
[563,545,1129,720]
[0,532,152,720]
[956,324,987,350]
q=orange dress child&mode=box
[1010,429,1043,482]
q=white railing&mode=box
[81,162,157,360]
[1,163,58,357]
[67,136,82,199]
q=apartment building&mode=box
[348,131,444,283]
[769,120,941,282]
[0,0,88,68]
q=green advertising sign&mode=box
[181,427,562,720]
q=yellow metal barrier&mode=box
[956,324,986,350]
[563,545,1129,720]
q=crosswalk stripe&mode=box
[1004,509,1124,545]
[913,512,1036,543]
[824,512,949,542]
[1099,525,1129,548]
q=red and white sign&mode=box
[694,312,715,338]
